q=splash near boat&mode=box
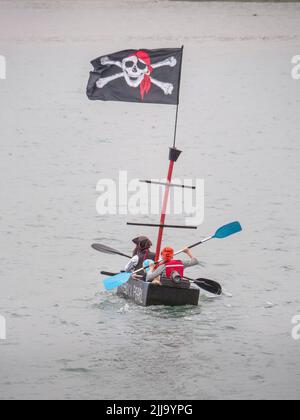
[87,47,242,306]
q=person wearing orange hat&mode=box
[146,246,199,285]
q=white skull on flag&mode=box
[96,50,177,100]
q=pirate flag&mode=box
[86,48,183,105]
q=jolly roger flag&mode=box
[86,48,183,105]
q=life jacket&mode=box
[164,260,185,279]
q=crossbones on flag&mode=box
[86,48,183,105]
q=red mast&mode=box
[155,147,182,261]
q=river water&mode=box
[0,0,300,400]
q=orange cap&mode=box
[161,247,174,262]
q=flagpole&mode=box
[155,46,184,261]
[173,45,184,148]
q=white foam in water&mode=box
[265,302,275,309]
[118,304,131,314]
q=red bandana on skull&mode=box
[130,51,153,100]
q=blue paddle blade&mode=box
[213,221,242,239]
[103,272,131,291]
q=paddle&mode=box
[184,277,222,295]
[102,221,242,291]
[93,222,241,259]
[101,271,222,295]
[181,221,242,251]
[101,272,222,295]
[91,243,132,259]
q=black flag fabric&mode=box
[86,48,183,105]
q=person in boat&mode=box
[124,236,156,274]
[146,246,198,285]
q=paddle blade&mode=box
[213,221,242,239]
[92,243,131,259]
[103,272,131,291]
[194,278,222,295]
[92,243,117,254]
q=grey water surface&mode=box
[0,0,300,400]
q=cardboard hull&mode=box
[117,278,200,306]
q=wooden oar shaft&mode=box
[140,180,195,190]
[127,222,197,229]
